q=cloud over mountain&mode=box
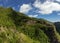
[20,0,60,14]
[33,0,60,14]
[28,15,38,17]
[19,4,32,13]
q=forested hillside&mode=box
[0,7,60,43]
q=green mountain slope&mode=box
[0,7,60,43]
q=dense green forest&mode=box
[0,7,60,43]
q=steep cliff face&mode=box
[0,7,60,43]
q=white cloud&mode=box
[28,15,38,17]
[19,0,60,15]
[56,0,60,2]
[33,0,60,14]
[20,4,32,13]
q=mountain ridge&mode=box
[0,7,60,43]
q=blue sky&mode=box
[0,0,60,22]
